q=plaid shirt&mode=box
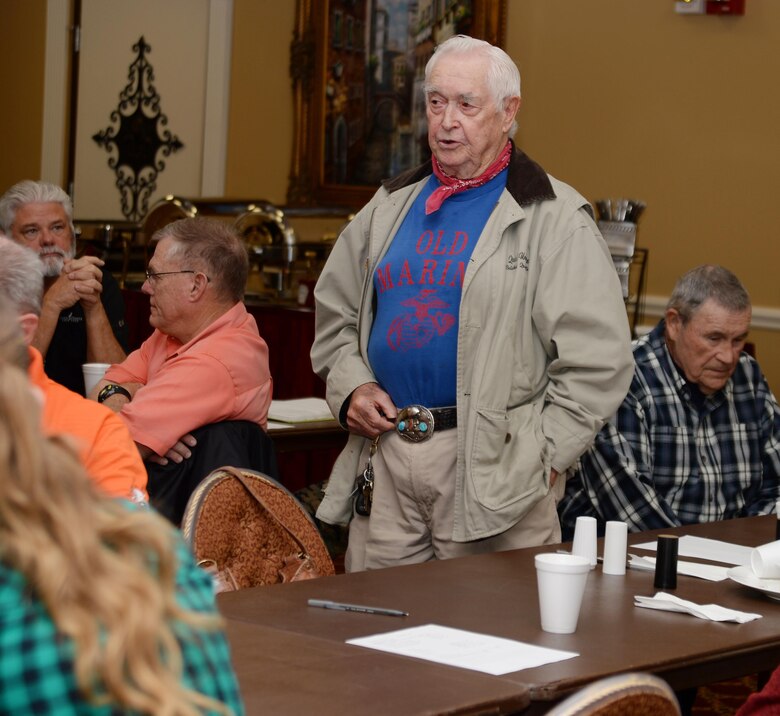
[559,320,780,536]
[0,535,244,715]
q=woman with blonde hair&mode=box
[0,304,243,714]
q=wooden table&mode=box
[224,620,530,715]
[218,516,780,714]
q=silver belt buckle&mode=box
[395,405,434,442]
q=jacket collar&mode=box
[381,140,556,207]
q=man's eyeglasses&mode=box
[144,269,210,283]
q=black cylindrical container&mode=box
[654,535,679,589]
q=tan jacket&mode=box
[311,148,633,541]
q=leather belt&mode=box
[395,405,457,442]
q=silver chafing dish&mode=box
[139,196,352,301]
[73,219,143,289]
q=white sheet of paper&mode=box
[265,420,296,431]
[632,536,752,567]
[628,554,729,581]
[267,398,334,423]
[346,624,578,676]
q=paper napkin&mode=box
[634,592,761,623]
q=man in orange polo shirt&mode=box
[0,236,147,502]
[91,218,273,523]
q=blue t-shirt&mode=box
[367,169,507,408]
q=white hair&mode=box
[0,235,45,315]
[0,180,75,237]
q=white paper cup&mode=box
[572,515,598,568]
[535,553,591,634]
[82,363,111,396]
[602,521,628,576]
[775,499,780,540]
[751,541,780,579]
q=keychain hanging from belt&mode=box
[354,434,380,516]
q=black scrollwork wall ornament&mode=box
[92,36,184,221]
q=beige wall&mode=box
[225,0,294,204]
[502,0,780,388]
[4,0,779,387]
[506,1,778,300]
[73,0,212,219]
[0,0,47,191]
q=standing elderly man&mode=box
[311,35,633,571]
[0,180,127,394]
[0,235,147,501]
[92,217,274,523]
[559,265,780,536]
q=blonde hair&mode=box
[0,358,233,715]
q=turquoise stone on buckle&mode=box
[395,405,435,442]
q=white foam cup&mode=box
[572,515,598,568]
[602,521,628,576]
[535,553,591,634]
[751,541,780,579]
[82,363,111,396]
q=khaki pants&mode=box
[346,428,563,572]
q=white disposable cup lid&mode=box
[535,553,591,573]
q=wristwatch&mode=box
[97,383,131,404]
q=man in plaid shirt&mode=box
[559,265,780,538]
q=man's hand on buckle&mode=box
[346,382,397,438]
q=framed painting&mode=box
[286,0,507,210]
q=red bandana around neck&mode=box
[425,141,512,215]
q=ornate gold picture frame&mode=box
[287,0,507,210]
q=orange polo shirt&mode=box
[28,347,148,501]
[105,302,272,457]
